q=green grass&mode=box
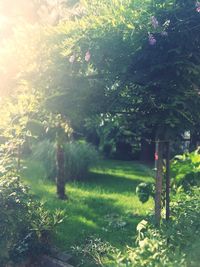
[22,159,154,265]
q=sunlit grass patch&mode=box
[22,159,154,265]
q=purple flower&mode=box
[196,1,200,12]
[69,54,75,63]
[85,51,91,62]
[148,34,156,45]
[151,16,159,29]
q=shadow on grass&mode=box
[22,159,153,252]
[83,172,149,194]
[56,194,145,250]
[93,160,154,175]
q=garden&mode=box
[0,0,200,266]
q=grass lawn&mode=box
[22,159,154,266]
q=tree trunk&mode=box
[56,144,67,200]
[165,141,170,221]
[155,141,164,226]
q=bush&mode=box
[178,172,200,191]
[0,174,64,266]
[136,182,154,203]
[33,140,99,181]
[63,141,98,180]
[171,149,200,191]
[116,189,200,267]
[168,188,200,266]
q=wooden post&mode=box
[155,140,164,226]
[165,141,170,221]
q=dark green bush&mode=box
[136,182,154,203]
[0,174,64,266]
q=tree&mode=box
[49,0,200,224]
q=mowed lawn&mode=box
[22,160,154,264]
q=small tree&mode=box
[52,0,200,224]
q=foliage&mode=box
[72,236,118,267]
[0,174,65,265]
[70,189,200,266]
[32,140,99,181]
[168,188,200,265]
[85,115,140,160]
[114,188,200,267]
[32,139,56,180]
[48,0,200,143]
[136,182,154,203]
[117,221,186,267]
[171,149,200,190]
[63,141,99,180]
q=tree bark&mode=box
[165,141,170,221]
[56,144,67,200]
[155,140,164,226]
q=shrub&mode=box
[63,141,98,180]
[32,140,99,181]
[171,149,200,191]
[0,174,64,266]
[119,222,186,267]
[117,189,200,267]
[136,182,154,203]
[177,171,200,191]
[168,188,200,266]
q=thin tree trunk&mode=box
[165,141,170,221]
[155,140,164,226]
[56,144,67,200]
